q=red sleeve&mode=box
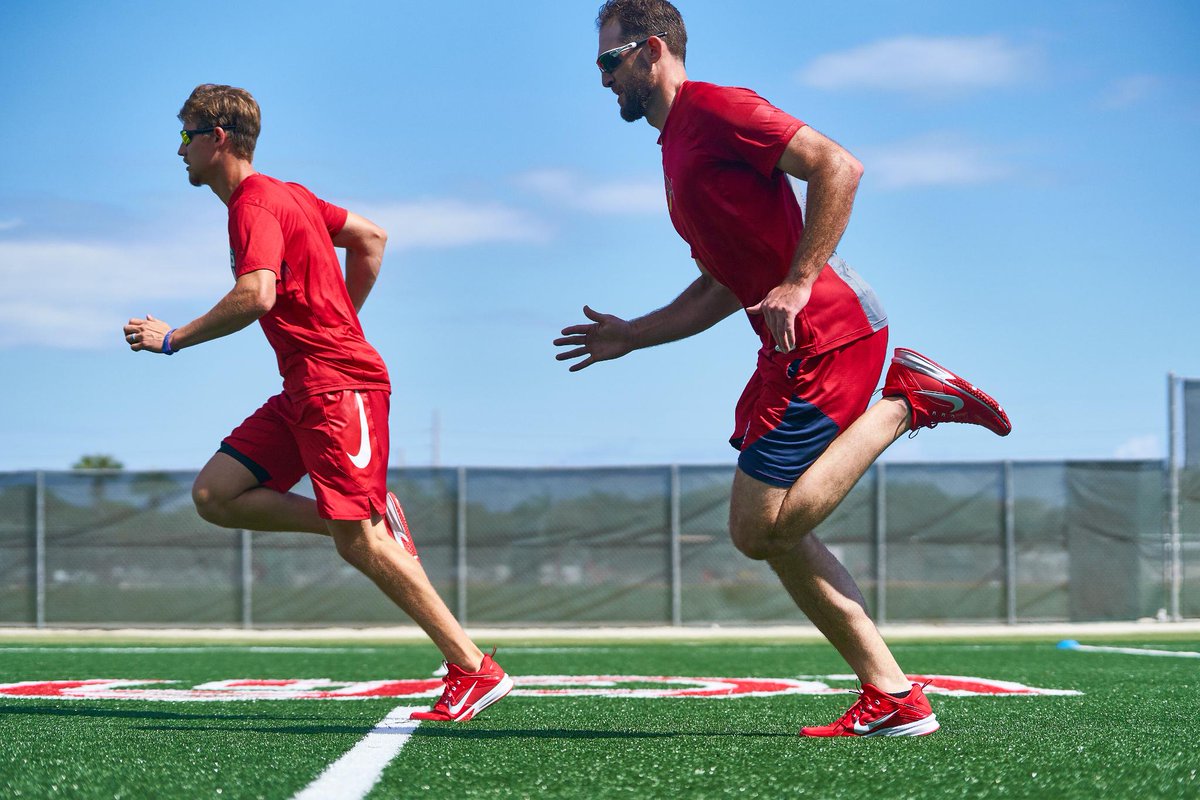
[318,197,349,237]
[701,86,806,178]
[286,181,348,237]
[228,202,284,278]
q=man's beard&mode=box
[619,71,654,123]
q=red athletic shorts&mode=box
[731,327,888,487]
[219,389,390,520]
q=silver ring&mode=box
[128,333,137,343]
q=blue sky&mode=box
[0,0,1197,471]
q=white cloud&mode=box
[516,169,664,215]
[0,232,231,349]
[1097,75,1161,110]
[863,134,1012,190]
[0,218,22,232]
[351,199,550,249]
[1114,435,1160,460]
[0,196,548,350]
[798,35,1038,96]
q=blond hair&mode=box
[178,84,261,161]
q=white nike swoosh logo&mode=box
[914,390,965,413]
[446,682,477,717]
[852,709,899,734]
[346,392,372,469]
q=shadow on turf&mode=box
[0,705,326,723]
[414,728,795,741]
[0,706,796,740]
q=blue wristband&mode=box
[162,328,177,355]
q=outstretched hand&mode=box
[553,305,635,372]
[746,282,811,353]
[123,314,171,353]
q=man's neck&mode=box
[210,160,259,205]
[646,67,688,131]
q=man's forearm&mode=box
[170,285,270,350]
[630,275,742,349]
[344,248,381,313]
[333,212,387,313]
[786,161,861,286]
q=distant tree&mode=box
[72,454,124,505]
[72,455,124,470]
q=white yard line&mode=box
[291,704,425,800]
[0,646,379,654]
[1058,640,1200,658]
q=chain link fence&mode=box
[1,459,1195,628]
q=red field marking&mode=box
[0,674,1081,701]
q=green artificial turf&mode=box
[0,637,1195,798]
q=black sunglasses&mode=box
[180,125,237,146]
[597,32,666,74]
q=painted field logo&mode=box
[0,674,1080,701]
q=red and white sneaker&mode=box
[410,650,513,722]
[801,682,939,737]
[882,348,1011,436]
[384,491,419,559]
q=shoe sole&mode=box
[892,348,1010,436]
[862,714,940,737]
[385,493,419,559]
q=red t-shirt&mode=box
[227,174,390,397]
[659,81,886,359]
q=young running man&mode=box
[124,84,510,722]
[554,2,1011,736]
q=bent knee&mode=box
[332,533,363,565]
[730,523,777,561]
[730,521,810,561]
[329,523,388,566]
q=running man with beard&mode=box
[554,1,1011,737]
[124,84,511,723]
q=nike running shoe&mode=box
[882,348,1011,436]
[384,491,419,559]
[410,650,514,722]
[800,682,939,737]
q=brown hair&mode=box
[597,0,687,64]
[178,84,261,162]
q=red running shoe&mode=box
[882,348,1011,436]
[801,682,939,737]
[384,492,419,559]
[410,650,513,722]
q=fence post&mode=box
[457,467,468,625]
[670,465,682,627]
[1167,373,1182,621]
[1004,461,1017,624]
[874,463,887,624]
[240,529,253,629]
[35,471,46,628]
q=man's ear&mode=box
[646,35,665,64]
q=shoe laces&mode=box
[832,687,876,728]
[435,648,498,708]
[839,681,929,726]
